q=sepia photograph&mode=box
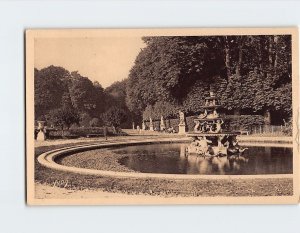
[26,28,299,205]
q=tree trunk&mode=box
[273,36,279,72]
[268,36,274,67]
[258,36,264,74]
[224,36,231,78]
[235,36,244,77]
[264,109,271,125]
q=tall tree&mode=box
[68,71,97,114]
[126,35,292,124]
[34,66,71,120]
[101,106,127,133]
[126,36,225,112]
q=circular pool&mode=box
[115,143,292,175]
[55,142,293,176]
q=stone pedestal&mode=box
[178,123,186,135]
[37,121,46,141]
[37,131,46,141]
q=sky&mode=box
[34,37,145,88]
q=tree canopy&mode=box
[35,66,136,128]
[101,106,127,129]
[34,35,292,128]
[35,66,106,127]
[126,36,225,112]
[126,35,292,124]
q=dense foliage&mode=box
[35,35,292,130]
[100,106,127,133]
[34,66,130,128]
[127,35,292,125]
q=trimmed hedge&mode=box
[46,127,118,139]
[223,115,265,131]
[144,114,265,132]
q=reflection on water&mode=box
[115,143,292,175]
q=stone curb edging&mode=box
[37,138,293,180]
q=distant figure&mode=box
[103,126,108,140]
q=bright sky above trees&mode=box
[34,37,145,88]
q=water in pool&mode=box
[115,143,292,175]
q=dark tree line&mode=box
[34,66,131,130]
[35,35,292,130]
[126,35,292,125]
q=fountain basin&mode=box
[37,139,293,179]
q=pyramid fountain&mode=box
[186,89,247,156]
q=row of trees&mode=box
[35,35,292,131]
[126,35,292,125]
[35,66,131,131]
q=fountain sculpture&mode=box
[186,89,247,156]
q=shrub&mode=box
[101,107,127,128]
[89,118,100,127]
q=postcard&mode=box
[26,28,299,205]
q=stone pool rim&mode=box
[37,137,294,180]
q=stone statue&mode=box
[214,119,224,133]
[142,121,146,130]
[198,110,207,119]
[179,111,185,125]
[160,115,165,131]
[212,109,219,118]
[194,121,200,132]
[149,117,154,131]
[195,136,212,155]
[178,111,186,134]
